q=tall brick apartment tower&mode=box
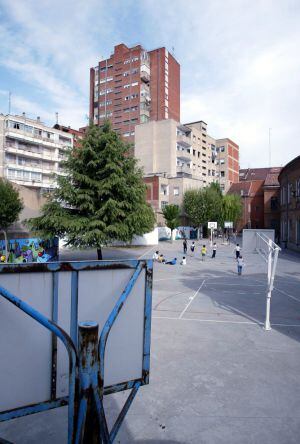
[89,43,180,142]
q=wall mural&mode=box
[0,238,58,263]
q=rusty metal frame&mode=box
[0,259,153,443]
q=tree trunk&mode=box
[170,229,173,243]
[1,230,8,263]
[97,248,102,260]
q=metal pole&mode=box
[264,239,273,331]
[77,321,101,444]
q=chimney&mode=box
[37,116,40,122]
[22,112,25,118]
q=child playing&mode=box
[165,257,177,265]
[235,244,241,259]
[152,251,159,261]
[180,256,187,265]
[201,245,207,261]
[237,255,244,275]
[190,241,195,256]
[211,242,217,258]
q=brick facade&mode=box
[89,43,180,143]
[278,155,300,251]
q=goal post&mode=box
[243,229,281,331]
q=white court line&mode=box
[178,279,206,319]
[138,245,156,259]
[152,316,300,328]
[274,287,300,304]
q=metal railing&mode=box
[0,259,153,443]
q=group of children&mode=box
[184,239,217,261]
[153,240,245,275]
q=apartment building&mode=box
[135,119,239,189]
[89,43,180,142]
[135,118,239,222]
[0,113,73,190]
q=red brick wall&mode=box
[168,53,180,122]
[149,48,165,121]
[149,48,180,122]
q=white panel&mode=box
[0,273,52,411]
[78,269,145,387]
[0,265,147,410]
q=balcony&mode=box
[141,71,150,83]
[5,128,71,149]
[5,145,58,162]
[176,146,191,162]
[176,165,192,176]
[177,134,192,147]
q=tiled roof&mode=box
[239,167,281,182]
[228,182,252,195]
[264,169,282,187]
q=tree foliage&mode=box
[0,179,23,261]
[0,179,23,230]
[221,194,242,225]
[183,183,242,233]
[26,122,155,257]
[183,184,223,227]
[162,204,180,240]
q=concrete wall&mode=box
[7,184,47,237]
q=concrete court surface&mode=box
[1,239,300,443]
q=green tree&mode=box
[26,122,155,259]
[183,184,223,237]
[162,204,180,242]
[0,179,23,262]
[221,194,242,227]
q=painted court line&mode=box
[138,245,156,259]
[274,287,300,304]
[178,279,206,319]
[152,316,300,328]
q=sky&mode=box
[0,0,299,168]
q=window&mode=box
[297,179,300,198]
[288,183,292,203]
[160,185,169,196]
[271,196,278,211]
[131,82,138,87]
[173,187,179,196]
[193,149,196,156]
[161,201,168,209]
[219,146,225,152]
[221,171,225,177]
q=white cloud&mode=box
[0,0,299,168]
[138,0,300,168]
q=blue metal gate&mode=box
[0,259,153,443]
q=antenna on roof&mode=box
[268,128,272,167]
[55,112,59,125]
[171,46,175,56]
[8,91,11,114]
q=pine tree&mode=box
[26,122,155,259]
[0,179,23,262]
